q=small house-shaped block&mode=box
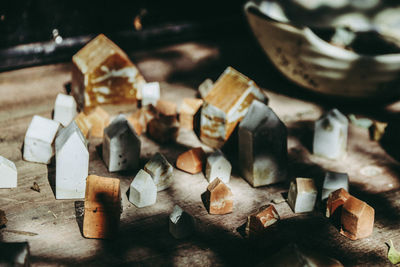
[147,100,179,143]
[179,98,203,130]
[322,171,349,201]
[287,178,317,213]
[23,115,60,164]
[200,67,267,148]
[55,121,89,199]
[204,178,233,215]
[326,188,351,218]
[313,109,348,159]
[86,106,110,138]
[129,169,157,208]
[176,147,205,174]
[0,155,17,188]
[205,149,231,184]
[198,78,213,99]
[246,204,280,236]
[103,114,141,172]
[169,205,195,239]
[144,153,173,191]
[83,175,121,239]
[71,34,146,110]
[340,196,374,240]
[53,93,77,127]
[238,100,288,187]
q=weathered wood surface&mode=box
[1,40,400,266]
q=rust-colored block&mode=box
[246,204,279,236]
[72,34,146,110]
[204,178,233,215]
[147,118,179,144]
[74,112,92,138]
[326,188,351,218]
[179,98,203,130]
[83,175,121,239]
[176,147,205,174]
[340,196,374,240]
[156,100,177,117]
[86,106,110,138]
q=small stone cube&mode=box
[0,242,30,266]
[179,98,203,130]
[246,204,279,236]
[53,93,78,127]
[340,196,374,240]
[129,169,157,208]
[169,205,195,239]
[86,106,110,138]
[83,175,121,239]
[141,82,160,106]
[74,112,92,138]
[322,171,349,201]
[287,178,317,213]
[198,78,213,99]
[205,149,231,183]
[55,121,89,199]
[23,115,60,164]
[176,147,205,174]
[203,178,233,215]
[144,153,173,191]
[313,109,348,159]
[103,114,141,172]
[0,156,17,188]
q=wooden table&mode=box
[1,38,400,266]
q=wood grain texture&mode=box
[0,40,400,266]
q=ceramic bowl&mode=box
[244,1,400,99]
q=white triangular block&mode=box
[129,169,157,208]
[313,109,348,159]
[55,121,89,199]
[23,115,60,164]
[53,93,77,127]
[141,82,160,106]
[103,114,141,172]
[169,205,195,239]
[0,155,17,188]
[144,153,173,191]
[238,100,288,187]
[205,149,231,183]
[322,171,349,200]
[288,178,317,213]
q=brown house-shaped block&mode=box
[326,188,351,218]
[72,34,146,110]
[340,196,374,240]
[86,106,110,138]
[179,98,203,130]
[200,67,267,148]
[203,178,233,214]
[83,175,121,239]
[176,147,205,174]
[246,204,280,236]
[147,100,179,143]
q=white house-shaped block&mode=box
[23,115,60,164]
[288,178,317,213]
[205,149,231,183]
[129,169,157,208]
[313,109,348,159]
[55,121,89,199]
[141,82,160,106]
[169,205,195,239]
[322,171,349,201]
[0,155,17,188]
[238,100,288,187]
[103,114,141,172]
[144,152,173,191]
[53,93,78,127]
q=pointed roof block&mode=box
[129,169,157,208]
[200,67,267,148]
[86,106,110,138]
[313,108,348,159]
[53,93,77,127]
[169,205,195,239]
[83,175,121,239]
[246,204,280,236]
[340,196,374,240]
[72,34,146,110]
[176,147,205,174]
[205,149,231,184]
[144,153,173,191]
[23,115,60,164]
[204,178,233,214]
[287,178,317,213]
[239,100,288,187]
[55,121,89,199]
[0,155,17,188]
[103,114,141,172]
